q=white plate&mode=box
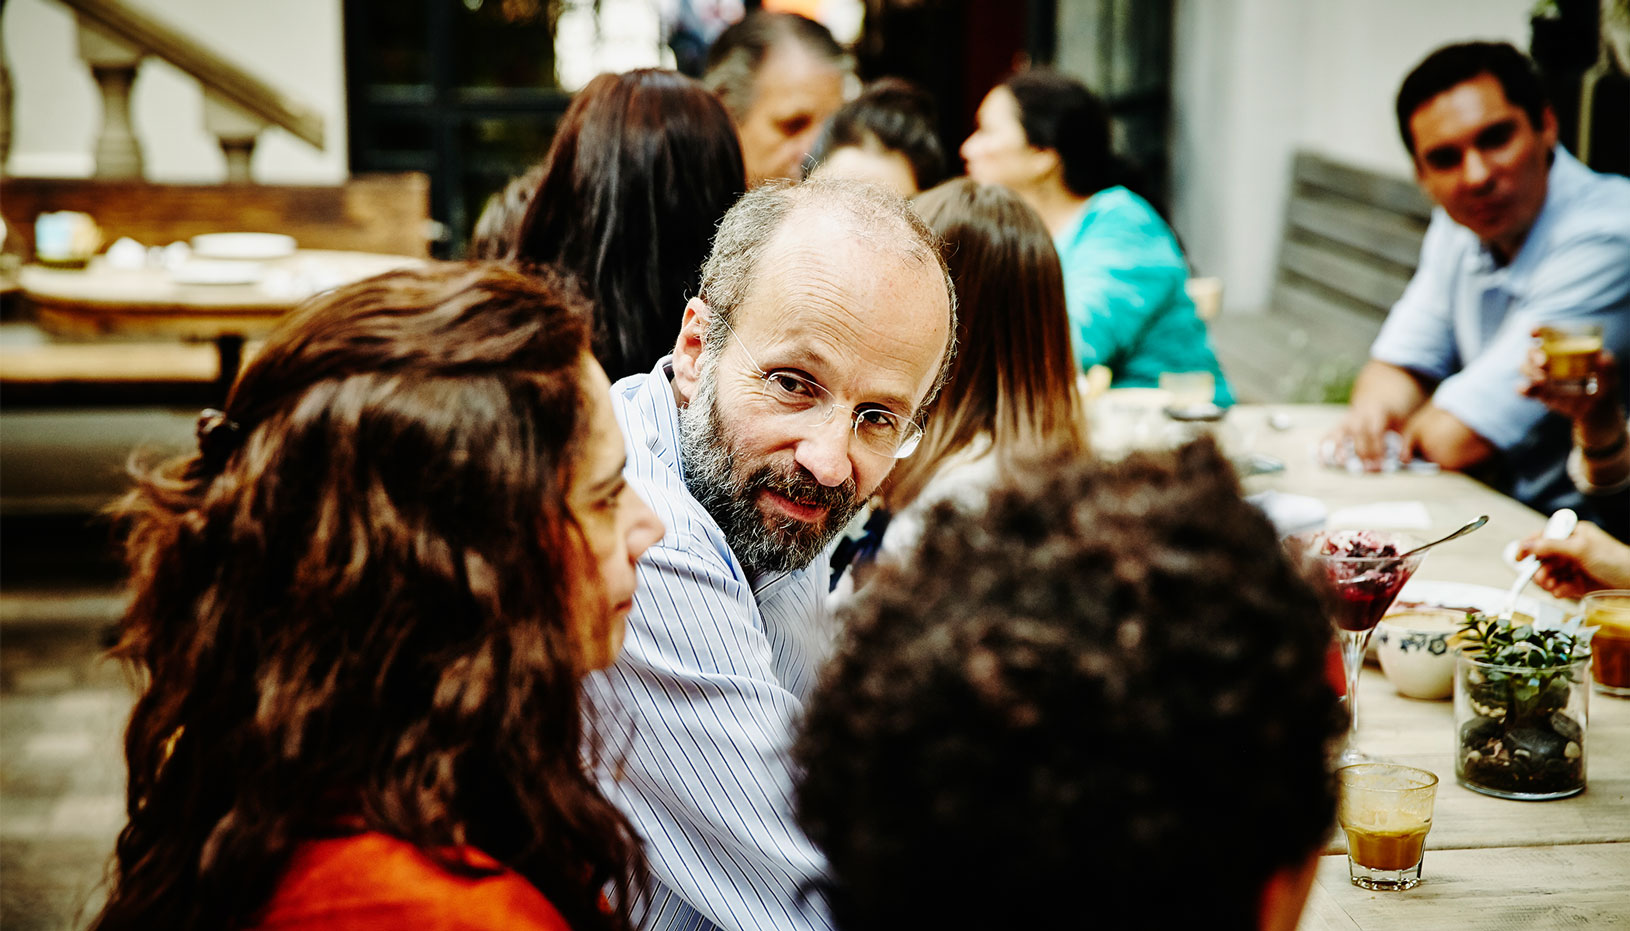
[1367,580,1569,662]
[169,260,264,286]
[1502,539,1525,572]
[190,232,296,260]
[1390,579,1565,628]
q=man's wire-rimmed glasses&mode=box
[712,312,924,459]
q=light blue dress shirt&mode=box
[1370,147,1630,526]
[585,358,835,931]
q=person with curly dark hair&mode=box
[90,263,664,931]
[796,438,1342,931]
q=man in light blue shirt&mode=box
[1330,42,1630,530]
[587,180,955,931]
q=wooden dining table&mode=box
[16,249,422,392]
[1223,405,1630,930]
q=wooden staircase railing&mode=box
[45,0,327,181]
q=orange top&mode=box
[247,831,572,931]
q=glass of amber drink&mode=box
[1537,323,1604,395]
[1337,763,1438,890]
[1583,590,1630,697]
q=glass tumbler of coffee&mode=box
[1537,323,1604,395]
[1584,590,1630,697]
[1337,763,1439,891]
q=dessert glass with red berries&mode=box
[1291,530,1426,765]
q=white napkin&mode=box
[1327,501,1433,529]
[1246,491,1327,537]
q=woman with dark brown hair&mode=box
[830,180,1087,597]
[90,263,663,931]
[501,68,746,381]
[960,69,1233,404]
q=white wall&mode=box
[1170,0,1535,313]
[3,0,347,183]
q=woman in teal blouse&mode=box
[961,69,1233,405]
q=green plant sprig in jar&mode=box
[1456,612,1590,798]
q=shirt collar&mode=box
[633,355,685,478]
[1470,146,1585,286]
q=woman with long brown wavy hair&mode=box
[90,263,663,931]
[830,180,1087,597]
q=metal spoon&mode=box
[1398,515,1490,560]
[1502,508,1578,618]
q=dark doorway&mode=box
[854,0,1174,208]
[343,0,572,257]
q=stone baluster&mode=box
[202,90,267,183]
[76,17,144,179]
[1,18,13,170]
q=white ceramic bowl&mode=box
[1375,608,1464,700]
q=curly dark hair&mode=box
[92,263,645,931]
[795,438,1341,930]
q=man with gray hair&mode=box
[703,11,849,186]
[588,179,955,931]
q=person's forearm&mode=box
[1575,406,1630,489]
[1404,404,1497,470]
[1351,361,1431,422]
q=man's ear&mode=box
[1539,104,1559,152]
[671,297,711,407]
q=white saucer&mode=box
[190,232,296,261]
[169,260,263,286]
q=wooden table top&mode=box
[18,250,421,341]
[1226,405,1629,929]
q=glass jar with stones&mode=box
[1453,615,1590,800]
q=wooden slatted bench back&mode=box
[1275,152,1432,336]
[1210,152,1433,402]
[0,173,432,259]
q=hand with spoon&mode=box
[1517,520,1630,600]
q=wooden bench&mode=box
[0,332,230,407]
[1210,151,1433,402]
[0,173,433,260]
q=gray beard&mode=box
[678,359,864,576]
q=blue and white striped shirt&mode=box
[587,359,836,931]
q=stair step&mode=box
[0,588,127,630]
